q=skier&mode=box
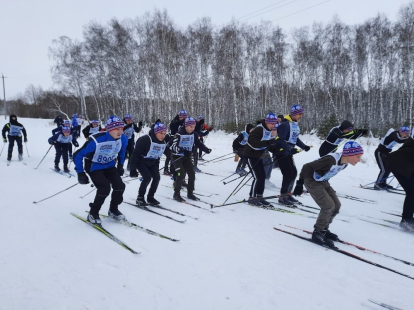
[374,126,411,189]
[388,137,414,232]
[122,114,143,170]
[195,115,213,161]
[54,115,64,127]
[243,113,279,207]
[52,120,76,160]
[264,123,279,189]
[170,117,212,202]
[275,105,311,206]
[319,120,368,157]
[292,141,364,247]
[71,113,80,138]
[129,122,167,206]
[2,114,28,163]
[169,110,188,136]
[82,120,101,139]
[233,123,254,176]
[48,126,78,172]
[74,116,128,225]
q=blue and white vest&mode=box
[57,134,73,144]
[90,135,122,164]
[123,127,135,139]
[143,135,166,159]
[89,126,99,134]
[287,121,300,145]
[247,124,272,150]
[381,128,398,150]
[313,153,347,182]
[9,125,23,137]
[240,131,249,146]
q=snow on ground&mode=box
[0,117,413,310]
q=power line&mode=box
[239,0,301,21]
[237,0,289,20]
[272,0,332,22]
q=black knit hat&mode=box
[340,120,354,130]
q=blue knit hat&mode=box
[185,117,196,127]
[154,122,167,134]
[106,116,124,131]
[265,113,278,124]
[91,119,99,125]
[399,126,410,134]
[124,114,133,121]
[290,105,304,116]
[198,115,204,120]
[342,141,364,157]
[64,120,71,126]
[62,126,71,133]
[179,110,188,118]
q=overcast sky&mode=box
[1,0,412,99]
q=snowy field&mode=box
[0,117,413,310]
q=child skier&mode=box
[293,141,364,247]
[232,123,254,175]
[319,120,368,157]
[74,116,128,225]
[48,126,78,172]
[82,120,101,138]
[2,114,28,163]
[374,126,410,189]
[170,117,212,202]
[129,122,167,206]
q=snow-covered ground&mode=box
[0,117,413,310]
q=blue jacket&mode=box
[74,131,127,173]
[72,116,79,127]
[48,132,78,146]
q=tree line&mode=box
[3,2,414,135]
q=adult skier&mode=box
[74,116,128,225]
[169,110,188,136]
[2,114,28,163]
[374,126,411,189]
[54,115,64,127]
[275,105,311,206]
[293,141,364,247]
[48,126,78,172]
[170,117,212,202]
[243,113,279,207]
[233,123,254,175]
[319,120,368,157]
[130,122,167,206]
[388,138,414,232]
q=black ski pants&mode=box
[126,139,135,166]
[7,136,23,160]
[391,171,414,219]
[246,157,266,197]
[375,148,391,185]
[137,161,160,198]
[172,155,195,193]
[276,154,297,195]
[198,137,205,158]
[164,147,172,171]
[87,167,125,214]
[236,147,247,172]
[54,143,70,166]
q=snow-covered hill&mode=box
[0,117,412,310]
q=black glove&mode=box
[233,149,238,154]
[3,138,7,143]
[303,145,310,152]
[78,172,90,185]
[24,138,28,143]
[293,179,304,196]
[138,121,143,127]
[205,148,212,154]
[130,170,138,178]
[117,165,124,176]
[50,140,56,145]
[291,148,301,155]
[360,129,369,136]
[73,141,79,147]
[268,139,277,145]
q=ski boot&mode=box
[136,197,148,206]
[278,194,296,207]
[87,213,102,225]
[18,154,23,161]
[63,166,70,173]
[54,165,61,172]
[108,208,126,220]
[187,192,200,201]
[147,197,160,206]
[312,229,336,248]
[173,191,186,202]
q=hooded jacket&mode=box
[2,115,27,140]
[388,138,414,178]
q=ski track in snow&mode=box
[0,118,413,310]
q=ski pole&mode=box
[34,145,53,169]
[360,176,393,188]
[199,153,233,165]
[222,172,251,205]
[33,183,79,204]
[212,194,281,209]
[25,142,30,157]
[209,156,234,164]
[0,143,5,156]
[233,175,253,195]
[80,187,96,199]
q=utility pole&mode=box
[1,74,6,119]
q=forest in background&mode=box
[2,2,414,135]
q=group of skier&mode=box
[3,108,414,247]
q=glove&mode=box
[205,148,212,154]
[360,129,369,136]
[78,172,90,185]
[24,138,28,143]
[303,145,310,152]
[3,138,7,143]
[291,148,301,155]
[50,140,56,145]
[130,170,139,178]
[293,179,304,196]
[138,121,143,127]
[117,165,125,176]
[233,149,238,154]
[268,139,277,145]
[73,141,79,147]
[208,126,214,132]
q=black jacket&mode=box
[2,115,27,140]
[130,130,166,170]
[377,131,408,154]
[82,124,102,138]
[54,116,63,127]
[169,115,185,136]
[123,121,142,141]
[243,120,276,158]
[170,126,209,157]
[388,138,414,178]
